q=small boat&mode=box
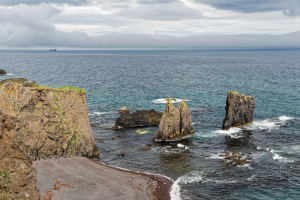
[49,49,57,51]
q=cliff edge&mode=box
[0,78,99,199]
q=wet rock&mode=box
[0,69,6,75]
[119,106,130,115]
[222,91,255,130]
[154,97,194,141]
[220,152,248,170]
[111,109,162,129]
[117,153,125,157]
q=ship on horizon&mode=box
[49,49,57,51]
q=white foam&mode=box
[273,154,294,163]
[247,175,256,181]
[257,146,262,150]
[152,98,189,104]
[207,153,223,160]
[6,73,13,75]
[177,143,185,148]
[88,111,118,116]
[214,127,243,138]
[279,115,294,121]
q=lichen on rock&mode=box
[222,91,255,130]
[154,96,194,141]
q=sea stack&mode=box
[0,69,7,75]
[222,91,255,130]
[154,96,194,141]
[112,108,162,129]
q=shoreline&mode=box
[89,158,173,200]
[33,157,173,200]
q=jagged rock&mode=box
[119,106,130,115]
[0,69,6,75]
[0,78,27,85]
[0,113,40,200]
[154,97,194,141]
[222,91,255,130]
[111,109,162,129]
[0,78,99,160]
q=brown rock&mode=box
[119,106,130,115]
[0,113,40,200]
[22,80,38,87]
[222,91,255,130]
[0,69,6,75]
[0,79,98,160]
[112,109,162,129]
[154,97,194,141]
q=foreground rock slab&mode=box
[222,91,255,130]
[33,157,172,200]
[154,97,194,141]
[112,109,162,129]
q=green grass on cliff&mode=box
[35,86,86,94]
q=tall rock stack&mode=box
[154,97,194,141]
[222,91,255,130]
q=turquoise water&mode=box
[1,49,300,199]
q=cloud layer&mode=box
[0,1,300,48]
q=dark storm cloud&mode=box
[0,0,88,6]
[195,0,300,17]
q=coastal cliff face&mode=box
[0,79,98,160]
[0,113,40,199]
[154,97,194,141]
[222,91,255,130]
[112,109,162,129]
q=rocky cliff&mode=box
[0,78,99,199]
[0,113,40,199]
[222,91,255,130]
[154,97,194,141]
[112,109,162,129]
[0,78,98,159]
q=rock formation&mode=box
[0,69,6,75]
[222,91,255,130]
[0,78,100,199]
[154,97,194,141]
[0,113,40,199]
[119,106,130,115]
[112,109,162,129]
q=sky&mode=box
[0,0,300,49]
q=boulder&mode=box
[0,69,6,75]
[222,91,255,130]
[154,97,194,141]
[112,109,162,129]
[22,80,38,87]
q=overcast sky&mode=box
[1,0,300,48]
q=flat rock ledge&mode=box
[154,97,194,142]
[222,91,255,130]
[33,157,172,200]
[111,109,163,129]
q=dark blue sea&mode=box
[1,49,300,199]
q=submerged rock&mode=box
[0,69,6,75]
[154,97,194,141]
[112,109,162,129]
[222,91,255,130]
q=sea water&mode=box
[1,49,300,199]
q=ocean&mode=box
[1,49,300,199]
